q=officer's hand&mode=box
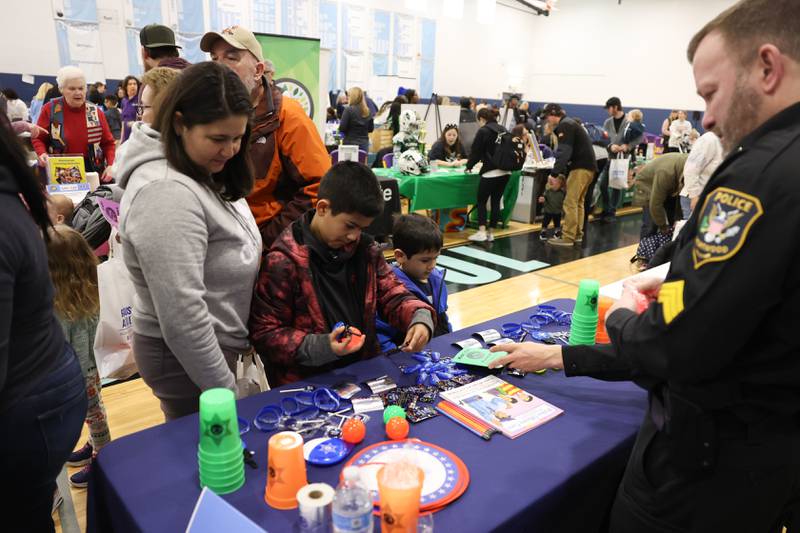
[488,342,563,372]
[609,279,662,318]
[401,324,430,352]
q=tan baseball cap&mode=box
[200,25,264,62]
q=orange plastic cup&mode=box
[377,464,425,533]
[596,297,614,344]
[264,431,308,510]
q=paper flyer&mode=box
[440,375,563,439]
[47,155,89,194]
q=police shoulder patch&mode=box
[692,187,763,269]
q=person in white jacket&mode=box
[678,130,724,217]
[668,110,693,151]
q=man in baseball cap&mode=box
[541,103,598,247]
[139,24,189,72]
[201,25,330,248]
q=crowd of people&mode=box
[4,0,800,530]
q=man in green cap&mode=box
[139,23,190,72]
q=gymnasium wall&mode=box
[2,0,736,128]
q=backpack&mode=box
[583,123,610,147]
[487,123,526,171]
[72,185,117,250]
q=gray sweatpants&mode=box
[133,333,239,421]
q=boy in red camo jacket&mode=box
[250,162,435,385]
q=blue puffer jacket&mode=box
[376,265,451,352]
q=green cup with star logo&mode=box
[198,388,245,494]
[572,279,601,320]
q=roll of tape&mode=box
[296,482,335,528]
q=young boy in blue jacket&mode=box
[377,214,452,351]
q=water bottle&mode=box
[332,466,373,533]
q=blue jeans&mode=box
[598,162,622,215]
[0,343,87,532]
[679,196,693,219]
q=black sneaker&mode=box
[69,461,92,489]
[67,442,93,467]
[539,231,548,241]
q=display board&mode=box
[255,33,320,122]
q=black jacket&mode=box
[459,107,476,123]
[428,140,465,162]
[552,117,597,176]
[0,166,65,413]
[339,106,374,148]
[465,122,505,176]
[563,102,800,469]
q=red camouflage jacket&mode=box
[249,218,434,385]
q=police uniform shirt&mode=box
[562,102,800,420]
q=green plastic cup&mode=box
[198,452,243,471]
[200,468,245,495]
[198,388,240,454]
[198,445,243,460]
[573,279,601,319]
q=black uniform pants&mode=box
[610,413,800,533]
[476,173,511,229]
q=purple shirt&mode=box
[120,95,138,143]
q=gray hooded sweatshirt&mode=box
[118,123,262,392]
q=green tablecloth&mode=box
[372,167,521,226]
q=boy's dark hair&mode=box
[459,96,471,108]
[104,94,119,105]
[319,161,384,218]
[605,96,622,109]
[154,61,253,202]
[392,214,443,258]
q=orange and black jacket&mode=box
[248,78,331,248]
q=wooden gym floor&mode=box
[55,222,642,532]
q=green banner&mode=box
[254,33,320,121]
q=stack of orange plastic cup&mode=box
[595,297,613,344]
[264,431,308,510]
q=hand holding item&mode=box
[401,323,430,352]
[330,325,364,356]
[609,278,662,318]
[487,342,563,372]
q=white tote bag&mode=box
[609,154,631,190]
[94,255,138,379]
[235,350,270,398]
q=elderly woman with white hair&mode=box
[32,65,116,177]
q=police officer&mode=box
[489,0,800,530]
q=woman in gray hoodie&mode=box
[118,62,262,420]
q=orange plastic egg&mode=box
[385,417,410,440]
[341,418,366,444]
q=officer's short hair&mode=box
[687,0,800,65]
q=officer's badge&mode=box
[693,187,763,269]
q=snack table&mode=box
[88,299,646,532]
[372,167,521,226]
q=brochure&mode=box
[439,375,563,439]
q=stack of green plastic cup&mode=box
[197,388,245,495]
[570,279,600,345]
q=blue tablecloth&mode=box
[88,299,647,533]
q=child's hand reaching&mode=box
[400,324,430,352]
[537,196,544,204]
[329,325,363,356]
